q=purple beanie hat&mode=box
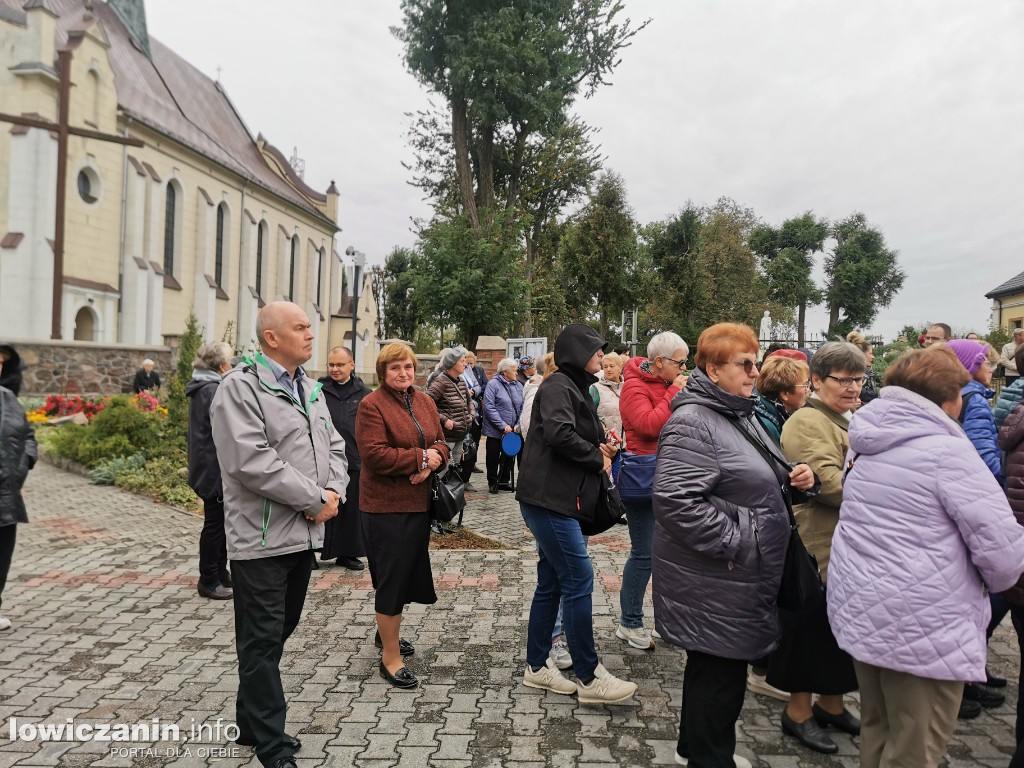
[945,339,989,375]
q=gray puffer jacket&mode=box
[653,369,794,661]
[0,387,37,527]
[211,354,348,560]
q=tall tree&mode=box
[410,210,528,350]
[558,172,645,337]
[824,213,905,337]
[749,212,829,345]
[379,247,422,342]
[393,0,647,229]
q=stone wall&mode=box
[8,339,172,396]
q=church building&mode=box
[0,0,347,373]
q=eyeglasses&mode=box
[984,361,998,371]
[825,374,866,388]
[663,357,687,368]
[792,382,812,391]
[718,360,758,374]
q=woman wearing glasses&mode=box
[654,323,817,767]
[767,341,867,755]
[753,352,811,445]
[946,339,1003,483]
[618,331,689,651]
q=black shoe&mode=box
[958,698,982,719]
[311,559,320,570]
[235,733,302,751]
[379,661,418,689]
[267,759,296,768]
[336,556,365,571]
[496,482,515,491]
[963,683,1004,708]
[472,466,483,473]
[812,703,861,736]
[986,667,1007,688]
[197,583,233,600]
[374,631,415,656]
[488,484,499,494]
[219,572,232,588]
[781,710,838,755]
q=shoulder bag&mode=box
[430,467,466,524]
[731,417,825,614]
[578,471,626,536]
[617,451,658,502]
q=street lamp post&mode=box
[344,247,366,370]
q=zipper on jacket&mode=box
[749,509,762,557]
[261,498,272,547]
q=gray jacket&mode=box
[652,369,794,661]
[211,354,348,560]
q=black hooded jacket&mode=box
[516,324,607,521]
[0,344,24,396]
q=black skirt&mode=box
[322,471,365,560]
[359,509,437,616]
[766,593,858,695]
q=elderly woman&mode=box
[133,358,161,394]
[655,323,816,768]
[520,352,553,439]
[0,365,37,631]
[517,324,637,704]
[847,331,878,405]
[356,343,450,689]
[517,356,537,386]
[946,339,1002,483]
[186,342,235,600]
[590,352,625,444]
[426,345,473,470]
[754,354,811,445]
[482,358,525,494]
[996,347,1024,430]
[617,331,689,651]
[766,341,866,755]
[828,347,1024,767]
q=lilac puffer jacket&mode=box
[828,386,1024,682]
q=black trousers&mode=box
[198,498,229,587]
[0,524,15,611]
[485,436,512,486]
[232,550,313,766]
[678,650,748,767]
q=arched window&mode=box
[215,203,227,287]
[163,182,176,276]
[73,306,96,341]
[316,247,324,306]
[289,235,298,301]
[255,222,266,298]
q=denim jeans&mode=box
[619,499,655,629]
[547,534,590,641]
[520,502,598,680]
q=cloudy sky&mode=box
[146,1,1023,340]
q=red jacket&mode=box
[619,357,681,455]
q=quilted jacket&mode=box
[426,371,472,440]
[960,380,1002,483]
[999,403,1024,605]
[652,369,794,661]
[994,378,1024,430]
[619,357,681,455]
[482,376,524,439]
[828,386,1024,682]
[0,386,37,527]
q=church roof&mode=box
[1,0,335,229]
[986,268,1024,299]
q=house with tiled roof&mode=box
[0,0,350,377]
[985,268,1024,333]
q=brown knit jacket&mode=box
[356,385,450,513]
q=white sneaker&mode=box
[523,659,577,695]
[615,624,655,650]
[746,668,789,701]
[577,663,638,704]
[676,753,751,768]
[0,617,10,631]
[652,628,661,639]
[549,636,573,670]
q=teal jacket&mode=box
[995,379,1024,430]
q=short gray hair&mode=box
[647,331,688,361]
[495,357,518,376]
[1013,328,1024,337]
[810,341,867,380]
[193,342,233,371]
[441,345,468,371]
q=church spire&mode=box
[108,0,151,59]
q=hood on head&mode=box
[848,386,964,456]
[184,372,221,397]
[554,324,606,372]
[0,343,22,371]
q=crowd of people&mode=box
[5,308,1024,768]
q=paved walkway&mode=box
[0,460,1018,767]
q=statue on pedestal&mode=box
[759,310,772,343]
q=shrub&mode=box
[44,396,164,467]
[90,453,146,485]
[115,456,197,510]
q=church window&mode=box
[215,203,227,287]
[316,248,324,306]
[255,222,266,297]
[77,169,98,204]
[163,183,176,275]
[288,235,298,301]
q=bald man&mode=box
[212,301,348,768]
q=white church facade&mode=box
[0,0,362,373]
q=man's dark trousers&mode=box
[232,549,313,766]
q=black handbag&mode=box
[730,417,824,614]
[579,472,626,536]
[429,467,466,523]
